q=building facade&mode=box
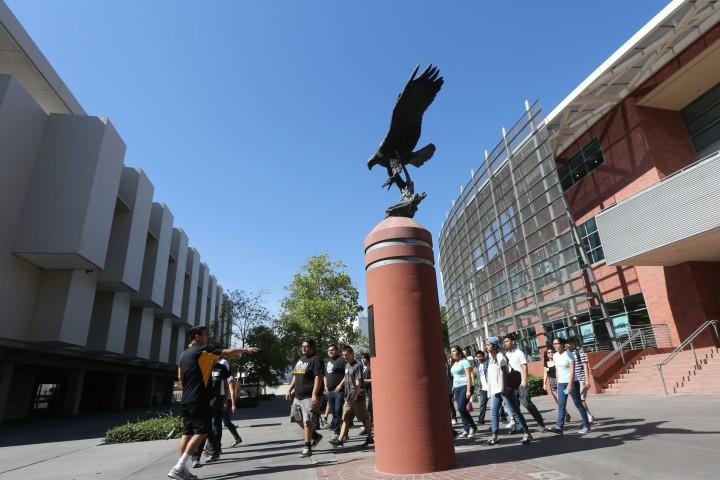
[0,2,231,421]
[439,0,720,363]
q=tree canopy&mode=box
[277,253,363,352]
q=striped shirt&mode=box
[571,349,588,381]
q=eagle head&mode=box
[367,152,383,170]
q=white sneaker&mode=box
[452,418,458,425]
[578,427,591,435]
[299,446,312,457]
[458,431,468,438]
[167,468,192,480]
[504,421,515,429]
[468,427,477,438]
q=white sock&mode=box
[173,453,191,471]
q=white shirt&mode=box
[218,358,231,396]
[476,361,489,391]
[506,348,527,373]
[486,351,508,396]
[553,351,573,384]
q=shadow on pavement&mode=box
[455,417,720,467]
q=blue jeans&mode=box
[557,381,589,429]
[327,390,344,434]
[221,406,241,442]
[490,391,528,434]
[453,385,477,432]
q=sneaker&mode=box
[205,454,220,463]
[167,468,192,480]
[578,427,591,435]
[548,426,564,436]
[311,431,323,446]
[451,418,458,425]
[185,472,199,480]
[468,427,477,438]
[229,438,242,448]
[458,431,468,439]
[361,436,374,448]
[328,438,344,447]
[330,433,339,442]
[486,438,498,446]
[300,446,313,457]
[521,433,532,444]
[587,414,595,424]
[191,459,202,468]
[504,421,515,430]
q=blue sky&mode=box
[8,0,668,314]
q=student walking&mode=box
[485,336,532,446]
[503,336,546,432]
[446,354,458,425]
[550,338,591,435]
[286,339,324,457]
[329,346,374,448]
[567,338,594,423]
[219,358,242,448]
[450,345,477,438]
[360,353,373,434]
[473,350,489,425]
[169,326,258,480]
[543,348,570,423]
[191,355,232,467]
[324,344,346,441]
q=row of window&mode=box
[557,138,604,191]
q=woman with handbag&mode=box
[449,345,477,438]
[485,336,532,446]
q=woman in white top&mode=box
[485,336,531,445]
[551,338,591,435]
[449,345,477,438]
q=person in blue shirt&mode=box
[449,345,477,438]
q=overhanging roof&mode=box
[544,0,720,156]
[0,0,84,114]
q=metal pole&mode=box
[691,341,699,367]
[658,365,668,395]
[620,348,625,370]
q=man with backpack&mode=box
[503,335,546,432]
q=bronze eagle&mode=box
[367,65,443,217]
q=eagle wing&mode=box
[378,65,444,156]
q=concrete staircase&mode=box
[604,347,720,394]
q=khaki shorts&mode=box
[342,398,369,423]
[290,397,319,426]
[579,381,589,401]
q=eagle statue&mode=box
[368,64,444,218]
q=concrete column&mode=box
[0,363,15,422]
[87,291,131,353]
[124,307,155,359]
[207,275,218,331]
[160,228,189,320]
[150,316,173,363]
[112,373,127,410]
[195,263,209,327]
[364,217,455,474]
[30,269,98,346]
[62,369,85,416]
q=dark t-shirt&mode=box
[344,359,364,400]
[325,355,346,390]
[209,360,231,400]
[362,364,371,393]
[178,343,222,405]
[292,354,323,400]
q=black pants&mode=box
[193,396,224,460]
[476,389,488,424]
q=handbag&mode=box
[507,369,522,390]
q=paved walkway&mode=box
[0,393,719,479]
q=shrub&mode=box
[104,412,181,444]
[527,374,546,397]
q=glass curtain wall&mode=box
[439,102,596,360]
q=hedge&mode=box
[527,374,546,397]
[104,413,181,444]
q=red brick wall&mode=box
[556,25,720,348]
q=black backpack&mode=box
[208,362,229,403]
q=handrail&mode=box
[656,319,719,395]
[590,324,672,372]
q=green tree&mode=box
[234,323,289,393]
[278,253,363,353]
[440,305,450,350]
[227,289,273,347]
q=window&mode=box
[683,81,720,158]
[577,217,605,264]
[557,138,604,191]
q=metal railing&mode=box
[656,320,719,395]
[591,324,672,373]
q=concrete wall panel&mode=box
[14,114,125,269]
[0,74,46,341]
[160,228,188,320]
[133,203,173,307]
[87,291,130,353]
[181,248,200,327]
[195,263,209,327]
[98,168,154,291]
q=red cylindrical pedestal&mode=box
[364,217,456,474]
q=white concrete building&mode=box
[0,1,229,421]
